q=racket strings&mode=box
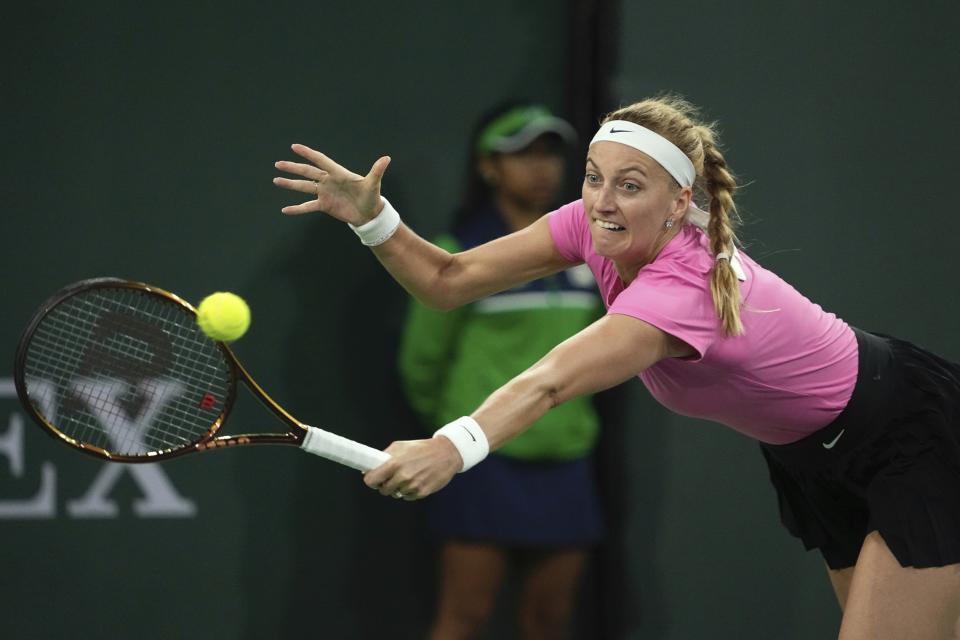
[23,286,233,457]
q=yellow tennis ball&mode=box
[196,292,251,342]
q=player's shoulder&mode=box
[550,199,586,219]
[547,199,588,235]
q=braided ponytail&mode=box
[696,125,743,336]
[604,95,743,336]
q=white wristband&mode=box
[433,416,489,472]
[348,197,401,246]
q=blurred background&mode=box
[2,1,958,638]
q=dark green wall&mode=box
[2,2,958,639]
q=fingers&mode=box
[272,176,321,195]
[279,199,323,216]
[290,144,350,176]
[274,160,326,181]
[363,459,404,497]
[272,176,322,214]
[366,155,391,183]
[363,459,393,489]
[274,146,375,221]
[364,472,417,500]
[363,439,460,502]
[362,445,428,501]
[367,469,415,498]
[272,160,326,215]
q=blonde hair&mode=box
[603,95,743,336]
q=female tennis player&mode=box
[274,95,960,638]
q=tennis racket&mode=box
[13,277,390,471]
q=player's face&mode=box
[582,141,689,271]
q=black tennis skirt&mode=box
[760,328,960,570]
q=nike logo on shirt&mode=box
[822,429,845,450]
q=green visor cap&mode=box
[476,105,577,154]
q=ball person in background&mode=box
[397,103,603,640]
[274,95,960,638]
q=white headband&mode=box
[590,120,696,188]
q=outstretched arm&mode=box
[364,314,695,500]
[274,144,571,310]
[370,216,569,310]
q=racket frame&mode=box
[14,277,312,463]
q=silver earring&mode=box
[665,219,675,229]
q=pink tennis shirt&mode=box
[548,200,858,444]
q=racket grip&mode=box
[300,425,390,472]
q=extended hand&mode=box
[273,144,391,225]
[363,437,462,501]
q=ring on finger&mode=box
[393,491,404,499]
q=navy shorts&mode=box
[761,328,960,569]
[425,453,604,547]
